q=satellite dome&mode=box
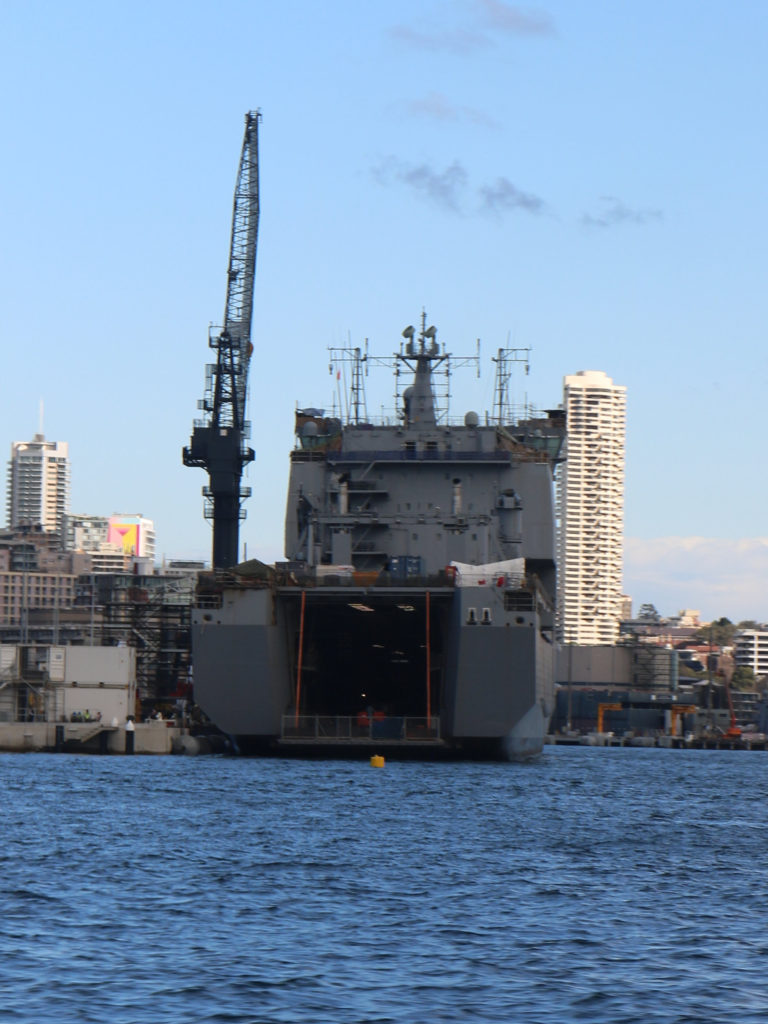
[464,411,479,427]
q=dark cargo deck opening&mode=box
[281,589,452,720]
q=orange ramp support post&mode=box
[294,590,307,727]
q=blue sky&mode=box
[1,1,767,622]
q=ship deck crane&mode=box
[183,111,261,569]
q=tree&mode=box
[637,603,661,623]
[731,665,757,691]
[694,617,736,647]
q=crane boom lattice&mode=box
[183,110,261,569]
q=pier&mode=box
[546,733,768,751]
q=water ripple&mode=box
[3,748,768,1022]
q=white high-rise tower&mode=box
[557,370,626,645]
[7,434,71,535]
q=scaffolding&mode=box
[75,574,192,703]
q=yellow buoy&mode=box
[370,754,385,767]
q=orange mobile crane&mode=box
[596,703,623,733]
[722,677,742,740]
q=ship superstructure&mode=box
[192,317,564,758]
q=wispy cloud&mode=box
[374,162,660,230]
[624,537,768,623]
[390,1,555,53]
[373,158,547,217]
[404,91,500,129]
[373,158,469,211]
[389,24,489,55]
[479,176,547,215]
[475,0,556,36]
[582,196,663,228]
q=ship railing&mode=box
[295,572,540,592]
[307,572,457,589]
[280,714,441,743]
[292,447,552,464]
[326,450,513,463]
[293,409,549,434]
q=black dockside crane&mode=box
[183,111,260,569]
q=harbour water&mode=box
[4,746,768,1023]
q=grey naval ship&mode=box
[192,317,564,759]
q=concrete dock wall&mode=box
[0,720,183,754]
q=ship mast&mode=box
[399,313,445,427]
[492,345,530,425]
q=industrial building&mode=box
[0,526,192,707]
[0,642,193,753]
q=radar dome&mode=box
[464,411,479,427]
[301,421,319,437]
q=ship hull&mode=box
[192,581,554,760]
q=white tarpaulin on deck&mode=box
[449,559,525,587]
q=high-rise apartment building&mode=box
[556,370,626,645]
[7,435,70,535]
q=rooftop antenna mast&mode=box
[183,111,261,569]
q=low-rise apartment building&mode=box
[733,630,768,679]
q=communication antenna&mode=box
[328,341,369,424]
[492,345,531,425]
